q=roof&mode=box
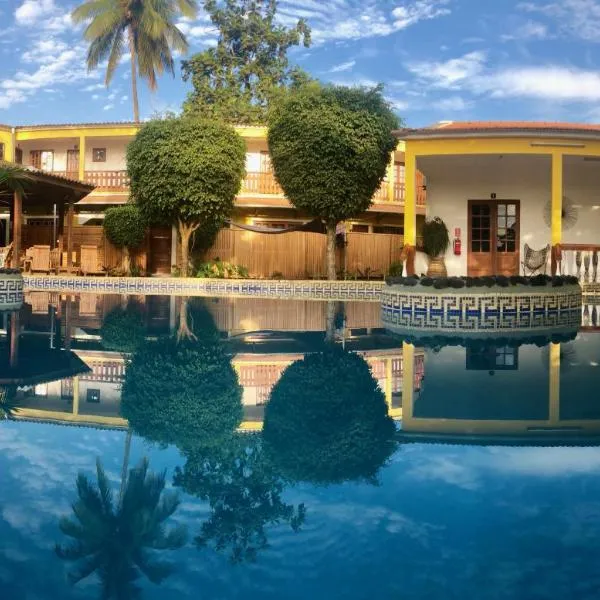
[397,431,600,447]
[395,120,600,141]
[14,121,139,130]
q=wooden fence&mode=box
[204,229,405,278]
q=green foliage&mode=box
[72,0,197,120]
[174,434,305,563]
[100,303,146,353]
[196,260,249,279]
[103,205,146,250]
[182,0,311,124]
[121,336,242,450]
[0,385,18,419]
[263,347,397,485]
[56,457,187,596]
[422,217,450,258]
[127,117,246,228]
[268,83,400,224]
[388,260,404,277]
[0,163,32,195]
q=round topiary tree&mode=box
[100,304,146,353]
[121,337,243,450]
[268,83,399,279]
[103,205,146,274]
[127,116,246,276]
[263,347,397,484]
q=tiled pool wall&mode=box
[381,285,583,333]
[0,274,24,311]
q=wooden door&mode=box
[468,200,520,276]
[66,149,79,179]
[149,227,172,274]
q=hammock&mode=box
[225,218,326,234]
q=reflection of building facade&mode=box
[9,293,425,430]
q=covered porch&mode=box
[0,164,95,272]
[399,123,600,291]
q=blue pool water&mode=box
[2,292,600,599]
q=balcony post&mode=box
[550,151,562,276]
[78,135,86,181]
[13,190,22,266]
[404,148,417,275]
[66,201,74,273]
[386,152,395,203]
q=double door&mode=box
[467,200,520,276]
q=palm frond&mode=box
[105,27,127,85]
[0,163,32,195]
[71,0,119,23]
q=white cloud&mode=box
[103,103,114,111]
[14,0,55,25]
[91,94,99,100]
[501,20,549,41]
[432,95,471,111]
[22,38,68,64]
[279,0,451,44]
[175,19,217,45]
[519,0,600,42]
[83,83,105,92]
[329,59,356,73]
[406,51,486,89]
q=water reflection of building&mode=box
[9,293,425,430]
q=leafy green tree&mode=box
[100,303,146,353]
[0,163,31,195]
[72,0,198,122]
[268,84,399,279]
[121,336,242,450]
[127,117,246,276]
[182,0,311,124]
[174,434,305,563]
[263,347,397,484]
[56,457,187,598]
[103,205,146,274]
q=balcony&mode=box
[241,171,284,195]
[84,171,130,190]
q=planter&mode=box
[427,255,447,278]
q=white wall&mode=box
[84,136,133,171]
[419,153,600,277]
[18,138,77,171]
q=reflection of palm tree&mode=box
[56,457,187,597]
[0,385,18,419]
[174,435,305,563]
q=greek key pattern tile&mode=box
[381,287,582,332]
[0,276,24,310]
[23,276,386,301]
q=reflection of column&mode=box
[384,357,393,411]
[401,342,415,424]
[9,311,19,369]
[72,376,80,416]
[549,342,560,424]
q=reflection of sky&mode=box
[2,422,600,599]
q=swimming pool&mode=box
[1,291,600,599]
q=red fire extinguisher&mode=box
[453,227,461,256]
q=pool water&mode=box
[2,292,600,599]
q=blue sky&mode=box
[1,0,600,126]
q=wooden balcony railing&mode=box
[375,172,427,205]
[49,170,79,181]
[84,170,130,190]
[556,244,600,283]
[241,171,283,195]
[581,301,600,330]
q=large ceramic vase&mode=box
[427,255,447,278]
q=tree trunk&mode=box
[178,220,199,277]
[326,221,337,280]
[177,297,197,342]
[122,247,130,274]
[128,29,140,123]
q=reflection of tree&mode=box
[56,458,187,598]
[100,303,146,353]
[121,335,242,450]
[174,434,305,563]
[176,297,220,342]
[263,347,397,485]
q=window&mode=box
[351,224,369,233]
[496,203,517,253]
[30,150,54,171]
[0,143,4,161]
[86,389,101,403]
[92,148,106,162]
[373,225,404,235]
[259,151,272,172]
[470,203,491,253]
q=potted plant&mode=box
[422,217,450,278]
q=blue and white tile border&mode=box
[23,275,386,301]
[0,273,24,312]
[381,283,583,334]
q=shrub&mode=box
[196,260,249,279]
[422,217,450,258]
[387,261,404,277]
[100,304,145,353]
[103,205,146,274]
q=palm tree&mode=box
[56,457,187,598]
[72,0,198,122]
[0,163,32,196]
[0,385,19,419]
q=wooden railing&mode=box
[581,302,600,330]
[555,244,600,283]
[49,170,79,181]
[241,171,283,195]
[84,170,129,190]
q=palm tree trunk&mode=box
[128,29,140,123]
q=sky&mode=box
[1,0,600,126]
